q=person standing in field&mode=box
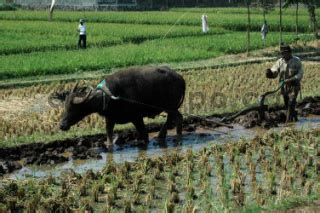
[265,43,303,122]
[261,21,269,47]
[78,19,86,49]
[201,14,209,33]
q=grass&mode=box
[0,32,314,79]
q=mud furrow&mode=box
[0,96,319,175]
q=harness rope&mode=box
[96,80,233,130]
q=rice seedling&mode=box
[165,198,175,213]
[6,197,18,212]
[123,197,132,213]
[106,193,115,207]
[79,182,87,197]
[25,197,39,213]
[0,128,319,210]
[183,200,197,212]
[92,182,100,203]
[167,181,178,194]
[80,198,94,213]
[186,185,197,201]
[152,167,162,180]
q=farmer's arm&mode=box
[267,60,280,78]
[286,60,304,83]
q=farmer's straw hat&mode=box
[280,43,291,53]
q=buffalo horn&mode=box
[101,84,120,100]
[71,82,79,94]
[72,87,93,104]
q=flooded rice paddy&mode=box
[8,115,320,179]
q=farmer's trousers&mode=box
[281,83,300,122]
[78,34,86,49]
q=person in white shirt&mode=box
[261,21,269,47]
[78,19,86,49]
[201,14,209,33]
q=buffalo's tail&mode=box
[177,79,186,109]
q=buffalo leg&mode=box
[132,118,149,145]
[158,113,174,140]
[175,111,183,136]
[105,119,115,146]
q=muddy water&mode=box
[8,116,320,180]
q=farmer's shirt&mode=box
[270,56,303,83]
[78,24,86,35]
[261,24,268,34]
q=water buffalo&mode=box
[60,66,186,146]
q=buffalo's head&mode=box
[60,83,94,131]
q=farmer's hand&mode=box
[265,68,274,78]
[284,78,294,84]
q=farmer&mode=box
[201,14,209,33]
[78,19,86,49]
[261,21,268,47]
[265,43,303,122]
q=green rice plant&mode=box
[186,185,196,200]
[6,197,17,212]
[304,181,314,196]
[106,193,115,207]
[80,198,94,213]
[183,200,197,212]
[167,181,177,194]
[265,170,277,197]
[123,197,132,213]
[254,185,266,206]
[144,193,153,208]
[0,20,227,55]
[79,182,87,197]
[153,167,162,180]
[164,198,175,213]
[0,32,313,79]
[101,204,112,213]
[92,182,100,202]
[170,192,180,204]
[0,10,317,32]
[170,7,320,17]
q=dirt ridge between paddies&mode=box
[0,50,319,90]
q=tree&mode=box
[284,0,318,38]
[305,1,318,38]
[280,0,283,44]
[245,0,252,56]
[257,0,275,23]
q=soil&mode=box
[0,96,319,175]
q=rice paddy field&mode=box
[0,7,318,79]
[0,6,320,212]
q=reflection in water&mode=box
[9,116,320,180]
